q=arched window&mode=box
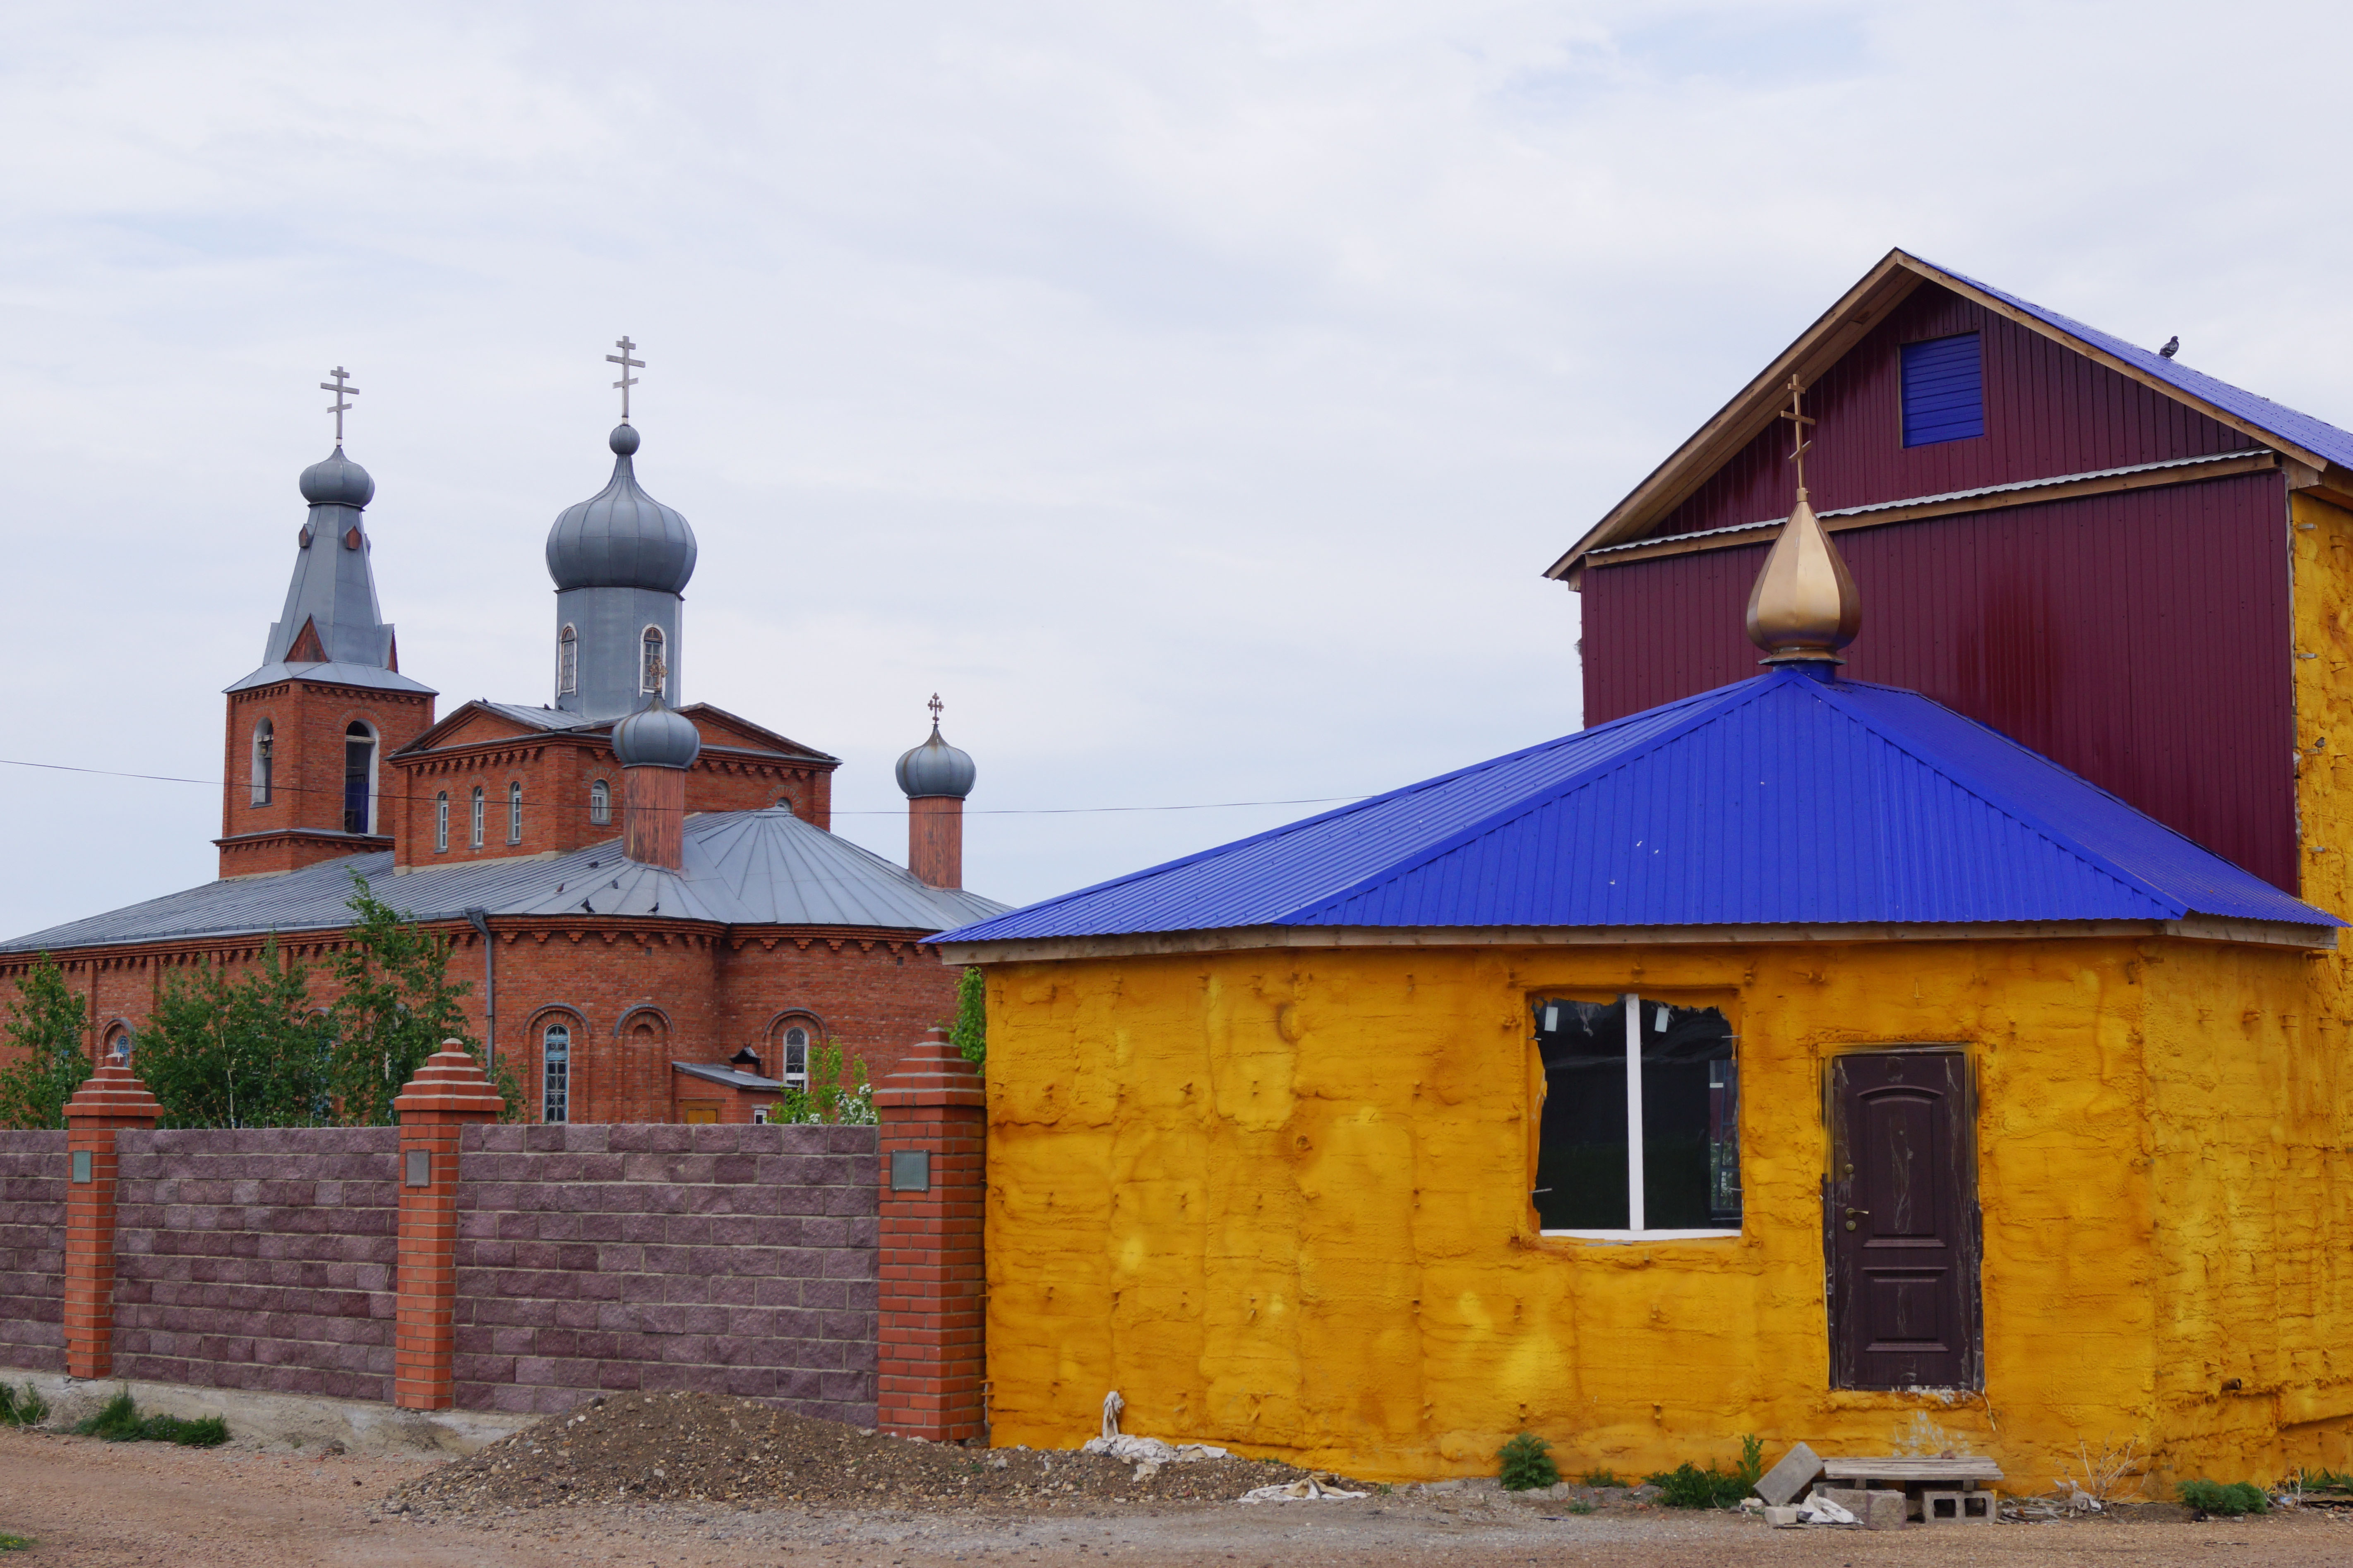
[434,791,449,853]
[508,781,523,844]
[250,720,274,806]
[103,1025,133,1064]
[589,779,611,825]
[342,722,377,835]
[641,627,665,694]
[780,1024,811,1088]
[542,1021,571,1123]
[469,786,485,848]
[557,625,579,695]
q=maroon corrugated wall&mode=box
[1582,470,2298,891]
[1654,284,2259,539]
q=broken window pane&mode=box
[1532,996,1629,1231]
[1640,1003,1739,1229]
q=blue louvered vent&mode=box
[1900,332,1985,447]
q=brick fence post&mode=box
[391,1043,504,1410]
[873,1026,986,1441]
[62,1060,161,1380]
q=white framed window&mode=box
[507,781,523,844]
[342,722,377,835]
[103,1026,132,1063]
[434,791,449,853]
[557,625,579,695]
[542,1021,571,1123]
[780,1024,811,1089]
[250,719,274,805]
[641,626,665,694]
[751,1106,771,1125]
[1532,993,1740,1240]
[589,779,611,825]
[469,786,485,848]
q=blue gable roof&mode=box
[1925,257,2353,472]
[938,669,2340,945]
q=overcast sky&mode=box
[1,0,2346,937]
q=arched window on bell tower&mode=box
[343,722,377,835]
[641,627,665,695]
[557,625,578,696]
[250,720,274,806]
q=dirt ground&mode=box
[6,1423,2353,1567]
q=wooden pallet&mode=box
[1821,1457,2005,1485]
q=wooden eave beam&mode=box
[1586,450,2286,571]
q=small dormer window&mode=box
[641,627,666,695]
[250,720,274,806]
[508,781,523,844]
[589,779,611,825]
[435,791,449,853]
[557,625,578,695]
[469,786,485,849]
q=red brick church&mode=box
[0,366,1003,1122]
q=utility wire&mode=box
[0,756,1369,818]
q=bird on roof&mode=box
[2160,336,2180,359]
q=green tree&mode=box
[775,1041,874,1125]
[0,957,91,1129]
[324,874,516,1124]
[138,940,331,1129]
[949,965,986,1070]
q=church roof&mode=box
[1,808,1003,953]
[224,660,436,696]
[934,668,2340,948]
[1547,249,2353,579]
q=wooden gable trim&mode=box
[1547,249,2353,585]
[1585,449,2286,571]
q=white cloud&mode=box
[0,0,2345,934]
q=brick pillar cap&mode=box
[65,1060,161,1126]
[874,1027,984,1110]
[391,1041,506,1120]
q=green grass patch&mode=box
[0,1533,34,1551]
[2299,1466,2353,1491]
[72,1389,227,1447]
[0,1383,48,1429]
[1644,1435,1766,1510]
[1498,1431,1559,1491]
[2177,1479,2268,1516]
[1578,1467,1625,1487]
[1564,1499,1596,1515]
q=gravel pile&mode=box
[390,1390,1357,1514]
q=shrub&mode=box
[2177,1479,2268,1516]
[1498,1432,1560,1491]
[1579,1467,1626,1487]
[1647,1461,1753,1510]
[2299,1466,2353,1492]
[0,1383,48,1428]
[72,1389,227,1447]
[0,1533,32,1551]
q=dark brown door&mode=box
[1826,1051,1981,1390]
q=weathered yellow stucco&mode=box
[984,934,2353,1486]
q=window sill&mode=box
[1542,1228,1741,1243]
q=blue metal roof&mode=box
[936,669,2339,944]
[1926,257,2353,471]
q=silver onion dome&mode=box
[545,424,698,593]
[298,446,375,508]
[896,722,977,800]
[612,696,703,770]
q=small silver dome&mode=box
[299,446,375,508]
[545,424,698,593]
[612,698,703,770]
[896,723,977,799]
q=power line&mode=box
[0,755,1369,818]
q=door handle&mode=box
[1844,1206,1868,1232]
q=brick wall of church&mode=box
[218,679,434,878]
[3,923,967,1127]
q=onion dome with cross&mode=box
[896,695,977,800]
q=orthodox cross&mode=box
[1779,374,1815,494]
[607,336,644,421]
[319,367,360,444]
[928,692,944,727]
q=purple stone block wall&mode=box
[452,1122,881,1423]
[110,1128,399,1401]
[0,1131,66,1372]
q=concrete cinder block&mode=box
[1755,1442,1824,1507]
[1861,1490,1908,1530]
[1923,1488,1997,1523]
[1763,1505,1802,1527]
